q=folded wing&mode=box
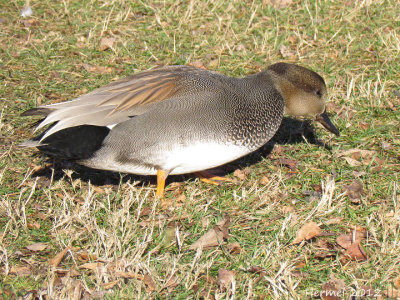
[22,66,204,141]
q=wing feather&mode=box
[22,65,207,141]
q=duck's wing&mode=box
[22,65,210,141]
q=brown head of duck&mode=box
[267,62,340,136]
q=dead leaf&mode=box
[326,217,343,225]
[69,268,81,277]
[26,243,47,252]
[233,169,247,180]
[321,277,346,300]
[164,275,179,290]
[49,246,71,268]
[102,280,120,290]
[248,266,266,274]
[189,215,231,250]
[116,271,144,280]
[269,0,293,8]
[10,265,32,276]
[343,180,365,202]
[279,158,298,170]
[342,156,362,167]
[344,242,367,261]
[259,176,270,185]
[387,100,397,111]
[281,205,294,213]
[20,18,39,27]
[336,230,366,249]
[359,122,370,130]
[188,60,206,70]
[80,63,112,74]
[292,221,322,244]
[314,239,336,259]
[79,262,101,271]
[99,37,116,51]
[227,242,241,254]
[338,149,376,166]
[143,274,157,292]
[27,222,41,229]
[77,250,98,262]
[217,269,235,291]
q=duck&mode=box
[20,62,340,197]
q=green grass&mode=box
[1,0,400,298]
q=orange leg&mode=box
[194,171,232,186]
[156,169,169,198]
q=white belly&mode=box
[84,142,250,176]
[165,142,250,175]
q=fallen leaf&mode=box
[338,149,376,166]
[20,18,39,27]
[102,280,120,290]
[321,277,346,300]
[326,217,343,225]
[69,267,81,277]
[386,100,397,111]
[217,269,235,291]
[10,265,32,276]
[248,266,266,274]
[189,215,231,250]
[116,271,143,280]
[80,63,112,74]
[26,243,47,252]
[233,169,247,180]
[342,156,362,167]
[344,242,367,261]
[49,246,71,268]
[99,37,116,51]
[336,230,366,249]
[343,180,365,202]
[27,222,41,229]
[164,275,179,290]
[292,221,322,244]
[314,239,336,259]
[143,274,157,292]
[259,176,270,185]
[79,262,101,271]
[77,250,98,262]
[352,170,367,177]
[281,205,294,213]
[188,60,207,70]
[279,158,298,170]
[359,122,369,130]
[227,242,241,254]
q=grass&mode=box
[1,0,399,298]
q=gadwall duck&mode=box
[20,63,340,197]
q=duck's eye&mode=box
[315,90,322,96]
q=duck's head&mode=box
[268,62,340,136]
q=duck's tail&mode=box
[19,125,110,160]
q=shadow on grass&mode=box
[31,117,334,187]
